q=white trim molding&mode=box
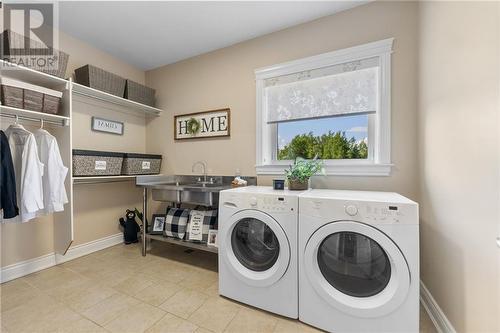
[1,233,123,283]
[420,281,457,333]
[255,38,395,80]
[255,38,394,176]
[0,253,57,284]
[256,162,393,176]
[55,233,123,264]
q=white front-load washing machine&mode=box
[299,190,419,333]
[218,186,302,318]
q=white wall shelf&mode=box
[1,58,161,259]
[73,175,136,185]
[0,59,69,90]
[0,105,70,126]
[1,60,163,116]
[72,83,163,116]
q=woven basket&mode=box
[0,85,23,109]
[121,153,162,175]
[1,78,62,114]
[287,179,309,190]
[1,29,69,78]
[73,150,124,176]
[124,80,155,106]
[43,95,60,114]
[23,89,44,112]
[75,65,126,97]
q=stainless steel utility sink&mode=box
[136,174,256,206]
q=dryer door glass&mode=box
[317,232,391,297]
[231,218,280,272]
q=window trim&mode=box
[255,38,394,176]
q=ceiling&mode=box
[59,1,367,71]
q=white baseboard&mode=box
[420,281,456,333]
[1,233,123,283]
[55,233,123,264]
[0,253,57,284]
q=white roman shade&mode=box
[264,57,379,123]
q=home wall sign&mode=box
[174,108,230,140]
[91,117,124,135]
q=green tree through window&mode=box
[278,131,368,160]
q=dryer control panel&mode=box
[303,199,417,225]
[361,203,405,224]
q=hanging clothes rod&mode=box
[72,176,136,185]
[0,112,66,126]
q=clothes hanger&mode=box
[40,118,44,129]
[11,114,27,130]
[10,115,21,128]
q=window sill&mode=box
[256,162,393,176]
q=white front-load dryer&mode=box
[219,186,302,318]
[299,190,419,333]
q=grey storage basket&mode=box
[1,78,62,114]
[0,85,24,109]
[74,65,126,97]
[1,29,69,78]
[124,80,156,107]
[43,94,60,114]
[122,153,162,175]
[23,89,44,112]
[73,150,124,177]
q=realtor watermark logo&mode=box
[1,1,59,70]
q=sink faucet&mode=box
[192,161,208,183]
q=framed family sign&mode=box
[174,108,230,140]
[91,117,124,135]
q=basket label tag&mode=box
[95,160,107,170]
[142,161,151,170]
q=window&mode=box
[277,114,370,160]
[255,39,393,176]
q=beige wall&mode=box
[145,1,419,200]
[418,1,500,332]
[1,27,146,267]
[60,30,145,84]
[71,97,147,246]
[61,25,147,248]
[1,200,55,267]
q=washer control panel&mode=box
[248,195,293,212]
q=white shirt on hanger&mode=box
[4,125,44,223]
[34,129,68,213]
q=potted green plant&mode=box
[284,157,324,190]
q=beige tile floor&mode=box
[1,242,437,333]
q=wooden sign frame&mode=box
[91,117,124,135]
[174,108,231,140]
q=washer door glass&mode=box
[317,232,391,297]
[231,218,280,272]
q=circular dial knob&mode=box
[345,204,358,216]
[249,197,258,206]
